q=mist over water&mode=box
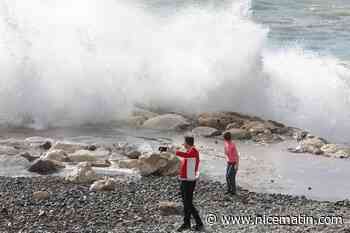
[0,0,350,142]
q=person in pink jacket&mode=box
[223,131,239,195]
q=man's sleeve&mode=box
[176,150,189,158]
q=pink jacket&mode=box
[224,141,239,164]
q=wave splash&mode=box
[0,0,349,141]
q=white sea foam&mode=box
[0,0,349,141]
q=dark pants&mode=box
[180,180,203,226]
[226,162,237,194]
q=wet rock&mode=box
[158,201,182,216]
[65,162,97,184]
[33,191,50,200]
[20,152,39,162]
[289,137,326,155]
[51,141,88,153]
[192,127,221,137]
[68,150,97,162]
[28,159,65,175]
[142,114,190,130]
[89,177,116,191]
[0,145,19,155]
[223,129,251,140]
[42,149,69,162]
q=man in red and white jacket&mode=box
[175,136,203,232]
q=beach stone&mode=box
[51,141,88,153]
[28,159,65,175]
[223,129,251,140]
[138,153,169,176]
[89,177,116,191]
[142,114,190,130]
[158,152,181,176]
[321,144,339,154]
[333,149,350,159]
[65,162,97,184]
[301,137,326,149]
[118,159,140,169]
[42,150,69,162]
[68,150,97,162]
[192,127,221,137]
[158,201,182,216]
[122,144,142,159]
[0,145,19,155]
[33,191,50,200]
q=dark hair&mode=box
[184,136,194,146]
[223,131,232,141]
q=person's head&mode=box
[183,135,194,149]
[223,131,232,141]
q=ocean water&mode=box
[0,0,350,142]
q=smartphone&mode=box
[158,146,168,152]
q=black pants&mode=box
[180,180,203,226]
[226,162,237,194]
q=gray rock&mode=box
[28,159,65,175]
[142,114,190,130]
[192,127,221,137]
[42,150,69,162]
[89,177,116,191]
[223,129,251,140]
[158,201,182,216]
[33,191,50,200]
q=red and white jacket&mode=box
[175,147,200,181]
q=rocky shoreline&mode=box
[0,175,349,233]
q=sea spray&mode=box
[0,0,350,142]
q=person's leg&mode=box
[188,181,203,231]
[226,163,232,193]
[177,181,191,232]
[228,163,237,194]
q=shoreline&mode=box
[0,175,349,233]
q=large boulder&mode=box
[192,127,221,137]
[158,152,181,176]
[288,137,326,155]
[223,129,251,140]
[65,162,97,184]
[121,144,142,159]
[138,153,169,176]
[89,177,116,191]
[51,141,88,153]
[197,112,255,130]
[41,150,69,162]
[28,159,65,175]
[142,114,190,130]
[68,150,98,162]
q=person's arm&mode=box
[176,150,189,158]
